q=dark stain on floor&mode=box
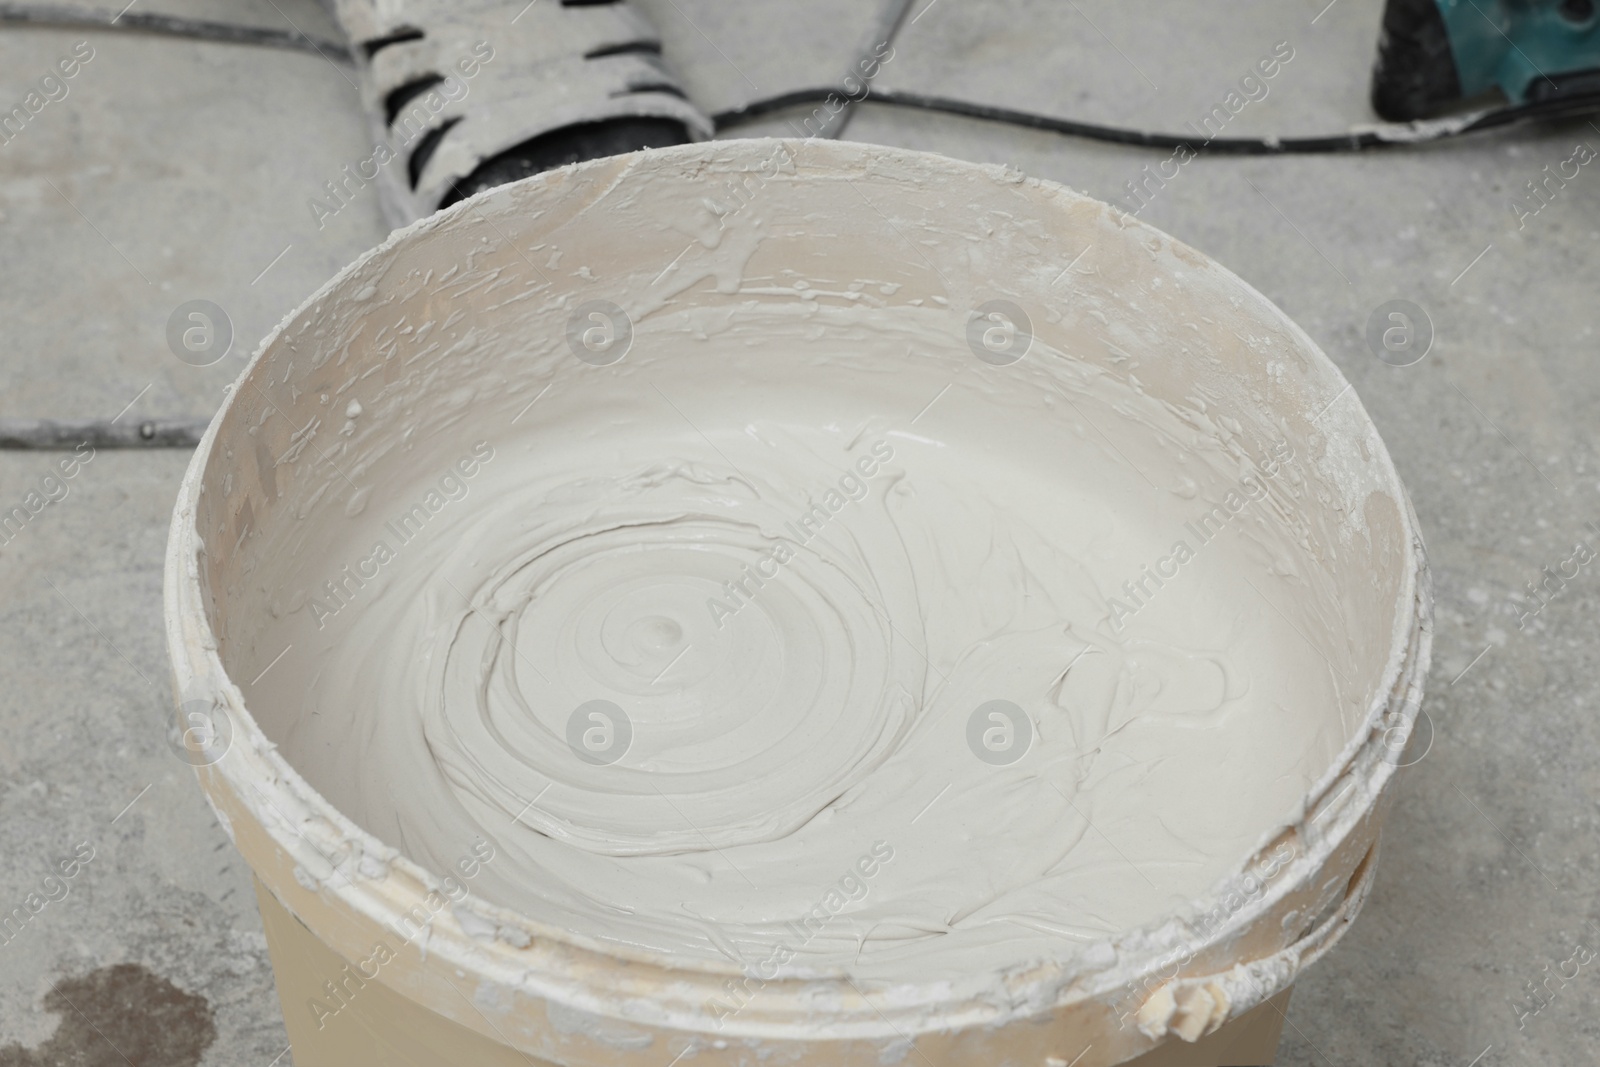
[0,962,216,1066]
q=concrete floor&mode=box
[1,0,1597,1063]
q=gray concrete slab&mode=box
[0,4,385,423]
[2,1,1598,1065]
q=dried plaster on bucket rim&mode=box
[164,139,1431,1058]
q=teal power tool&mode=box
[1373,0,1600,119]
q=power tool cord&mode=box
[0,1,350,58]
[5,1,1594,157]
[713,86,1600,153]
[0,417,208,449]
[4,3,1598,448]
[6,0,1598,152]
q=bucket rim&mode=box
[163,136,1431,1044]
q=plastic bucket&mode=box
[165,138,1430,1066]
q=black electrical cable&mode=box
[0,417,207,449]
[0,1,350,59]
[4,5,1598,449]
[4,3,1592,154]
[712,85,1600,153]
